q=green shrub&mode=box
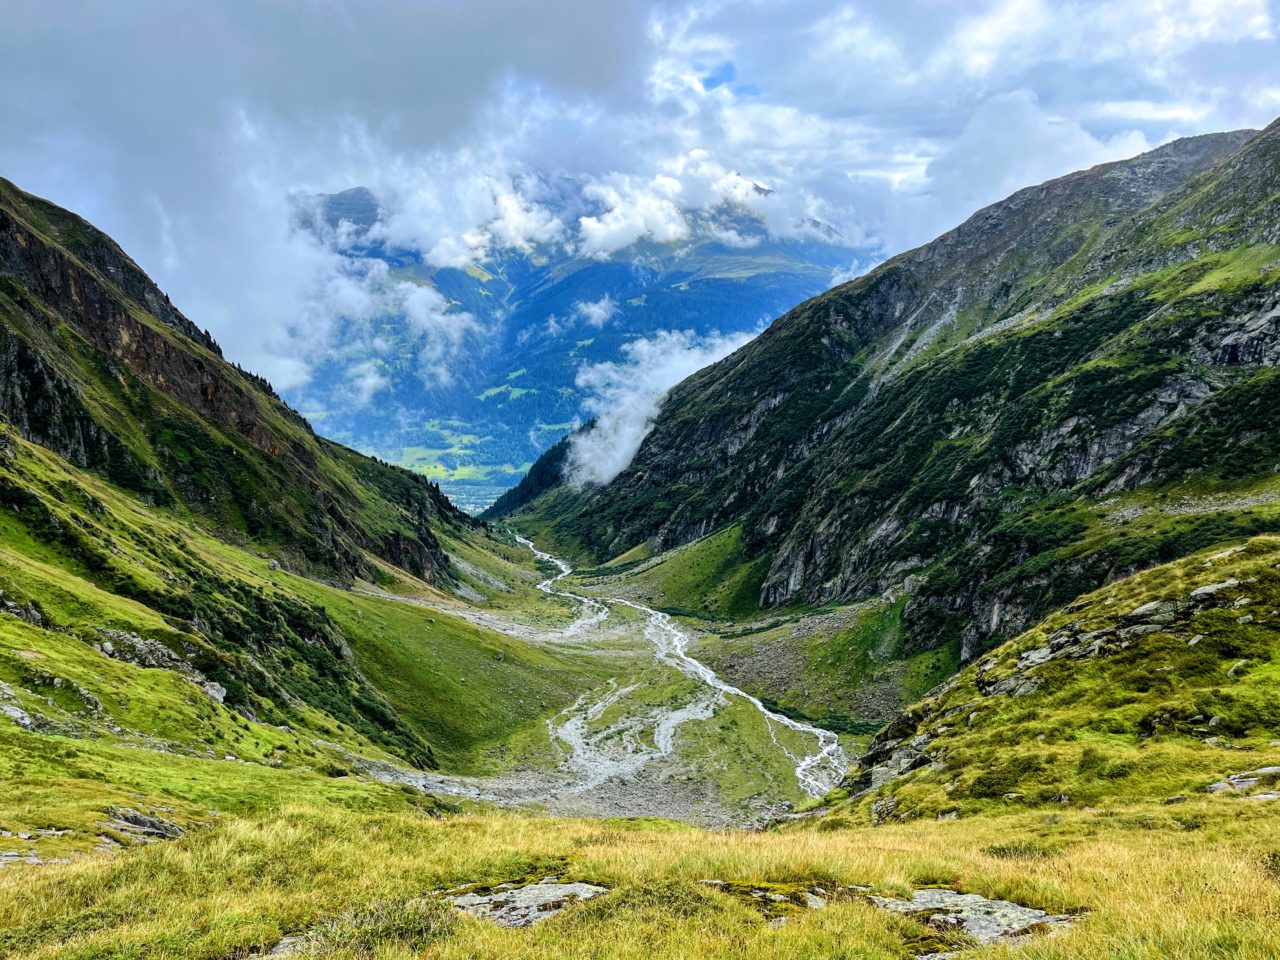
[967,755,1045,799]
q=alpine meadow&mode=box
[2,3,1280,959]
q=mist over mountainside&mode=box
[284,185,861,512]
[504,121,1280,669]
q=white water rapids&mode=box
[361,537,847,816]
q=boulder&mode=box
[444,879,608,927]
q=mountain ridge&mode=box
[504,122,1280,669]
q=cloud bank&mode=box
[566,329,757,487]
[0,0,1275,397]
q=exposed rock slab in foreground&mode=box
[696,877,1077,954]
[868,888,1075,952]
[444,878,609,927]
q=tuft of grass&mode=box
[984,839,1054,861]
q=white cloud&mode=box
[1090,100,1213,124]
[708,226,762,248]
[0,0,1276,395]
[830,257,875,288]
[1101,0,1274,60]
[577,174,691,258]
[939,0,1054,78]
[931,0,1273,78]
[922,91,1150,230]
[345,359,389,407]
[573,294,619,328]
[370,166,567,268]
[489,184,567,252]
[566,329,757,487]
[397,282,479,387]
[1245,83,1280,111]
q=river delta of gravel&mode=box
[358,538,849,827]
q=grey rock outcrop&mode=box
[443,878,608,927]
[1205,767,1280,795]
[101,806,184,841]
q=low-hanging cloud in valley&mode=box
[566,329,757,487]
[398,282,479,388]
[573,294,619,328]
[344,358,390,408]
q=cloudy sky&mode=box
[2,0,1278,391]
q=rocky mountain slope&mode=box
[0,176,474,583]
[504,121,1280,671]
[832,535,1280,825]
[0,178,607,789]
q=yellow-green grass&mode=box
[601,542,652,569]
[0,729,440,864]
[2,801,1278,958]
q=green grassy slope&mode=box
[6,415,597,744]
[0,416,605,855]
[831,535,1280,824]
[565,525,770,621]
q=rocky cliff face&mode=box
[0,177,468,582]
[512,120,1280,662]
[0,320,118,475]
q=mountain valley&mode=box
[2,119,1280,960]
[290,187,860,512]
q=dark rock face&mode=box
[842,709,935,798]
[0,322,116,473]
[0,199,306,458]
[527,123,1280,661]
